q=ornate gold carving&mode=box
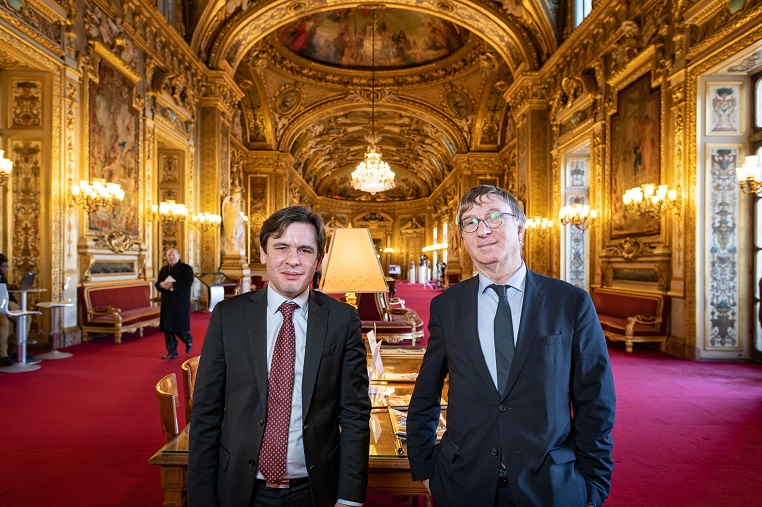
[94,231,138,253]
[606,238,656,261]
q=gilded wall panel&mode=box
[704,145,742,351]
[10,78,43,129]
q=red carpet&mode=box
[1,285,760,506]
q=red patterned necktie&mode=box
[258,301,299,483]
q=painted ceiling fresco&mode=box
[276,8,469,69]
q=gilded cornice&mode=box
[88,1,208,112]
[505,72,548,116]
[0,0,66,57]
[685,0,762,60]
[203,0,542,73]
[201,70,244,119]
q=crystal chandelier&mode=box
[351,9,395,195]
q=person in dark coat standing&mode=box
[155,248,194,359]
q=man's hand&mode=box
[422,479,431,494]
[160,280,173,291]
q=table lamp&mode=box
[319,228,388,307]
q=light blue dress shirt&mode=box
[477,262,527,390]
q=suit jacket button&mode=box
[499,405,507,412]
[258,418,265,426]
[490,448,498,456]
[248,459,256,467]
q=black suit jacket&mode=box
[155,261,194,333]
[188,288,371,507]
[407,270,616,507]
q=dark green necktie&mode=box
[489,284,515,393]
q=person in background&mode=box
[155,248,194,360]
[407,185,616,507]
[188,206,371,507]
[0,253,20,367]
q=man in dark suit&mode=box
[155,248,194,359]
[188,206,371,507]
[407,185,616,507]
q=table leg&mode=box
[1,314,40,373]
[38,306,72,360]
[159,465,187,507]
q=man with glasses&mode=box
[407,185,616,507]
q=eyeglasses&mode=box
[460,211,515,233]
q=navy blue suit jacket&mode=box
[407,270,616,507]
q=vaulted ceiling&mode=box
[189,1,559,202]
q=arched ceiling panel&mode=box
[198,1,557,202]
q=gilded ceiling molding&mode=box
[200,0,545,74]
[87,1,207,110]
[0,0,67,57]
[256,36,487,88]
[201,70,245,121]
[505,72,548,117]
[684,0,762,60]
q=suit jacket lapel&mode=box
[502,269,545,399]
[302,290,328,419]
[245,289,270,412]
[461,277,498,395]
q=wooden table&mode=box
[149,349,436,507]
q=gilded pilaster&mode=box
[506,74,551,275]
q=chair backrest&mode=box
[181,356,200,425]
[356,292,388,322]
[0,283,10,315]
[156,372,179,442]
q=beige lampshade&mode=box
[319,228,388,293]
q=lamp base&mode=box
[344,292,358,308]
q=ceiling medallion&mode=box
[351,9,395,195]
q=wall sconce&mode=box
[559,204,597,231]
[150,200,188,223]
[191,212,222,232]
[622,184,681,218]
[0,129,12,186]
[525,217,554,237]
[0,152,12,186]
[422,242,448,253]
[68,178,125,212]
[736,155,762,195]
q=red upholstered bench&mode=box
[592,287,670,353]
[78,281,161,343]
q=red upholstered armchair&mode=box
[355,292,424,345]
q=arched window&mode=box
[574,0,593,27]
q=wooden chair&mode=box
[181,355,200,425]
[156,372,179,442]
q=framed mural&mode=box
[705,82,743,136]
[609,73,661,239]
[88,61,140,235]
[9,78,43,129]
